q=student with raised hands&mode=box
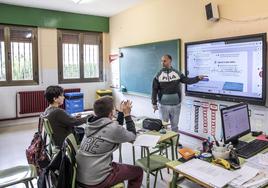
[76,97,143,188]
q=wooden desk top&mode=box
[166,160,182,169]
[146,130,178,143]
[166,133,268,188]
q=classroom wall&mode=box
[0,28,109,119]
[109,0,268,132]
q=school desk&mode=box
[132,130,179,165]
[166,133,268,188]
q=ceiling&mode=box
[0,0,145,17]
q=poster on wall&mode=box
[179,98,268,141]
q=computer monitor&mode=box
[221,103,251,146]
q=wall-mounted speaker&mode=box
[205,3,219,22]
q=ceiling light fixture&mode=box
[71,0,95,4]
[71,0,83,4]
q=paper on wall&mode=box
[251,110,265,131]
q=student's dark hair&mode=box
[164,54,172,61]
[93,96,114,118]
[44,85,64,104]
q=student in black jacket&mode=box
[152,54,206,132]
[43,85,87,147]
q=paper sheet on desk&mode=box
[230,165,259,186]
[72,111,94,118]
[133,135,160,147]
[175,159,239,188]
[246,153,268,171]
[240,171,268,188]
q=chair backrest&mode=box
[66,133,78,152]
[42,118,55,156]
[43,118,53,138]
[64,134,78,188]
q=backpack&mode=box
[142,118,163,131]
[26,117,50,174]
[38,137,76,188]
[38,150,62,188]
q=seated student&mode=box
[76,97,143,188]
[43,85,87,148]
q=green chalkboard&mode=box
[120,39,180,95]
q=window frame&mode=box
[0,24,39,86]
[57,29,103,84]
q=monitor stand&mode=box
[231,139,248,150]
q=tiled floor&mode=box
[0,118,202,188]
[0,120,38,188]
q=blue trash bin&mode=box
[64,92,84,114]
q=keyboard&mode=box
[236,139,268,159]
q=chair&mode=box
[64,134,78,188]
[133,146,171,188]
[140,133,179,176]
[0,164,37,188]
[42,117,59,158]
[64,134,124,188]
[111,182,125,188]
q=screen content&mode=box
[221,104,250,141]
[186,36,264,99]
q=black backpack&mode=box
[37,150,61,188]
[142,118,163,131]
[38,138,76,188]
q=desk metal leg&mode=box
[170,139,175,160]
[119,144,122,163]
[175,136,179,159]
[132,146,136,165]
[146,169,150,188]
[170,170,178,188]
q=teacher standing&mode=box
[151,54,205,132]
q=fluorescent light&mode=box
[71,0,83,3]
[71,0,95,4]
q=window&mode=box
[0,25,38,86]
[58,30,103,83]
[0,27,5,81]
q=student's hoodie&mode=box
[76,114,136,185]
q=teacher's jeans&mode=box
[159,103,181,132]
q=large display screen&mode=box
[185,33,267,105]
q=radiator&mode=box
[16,88,80,117]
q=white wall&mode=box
[109,0,268,137]
[0,28,109,119]
[113,90,158,118]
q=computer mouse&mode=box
[251,131,262,137]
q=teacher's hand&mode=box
[198,75,208,80]
[153,105,158,113]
